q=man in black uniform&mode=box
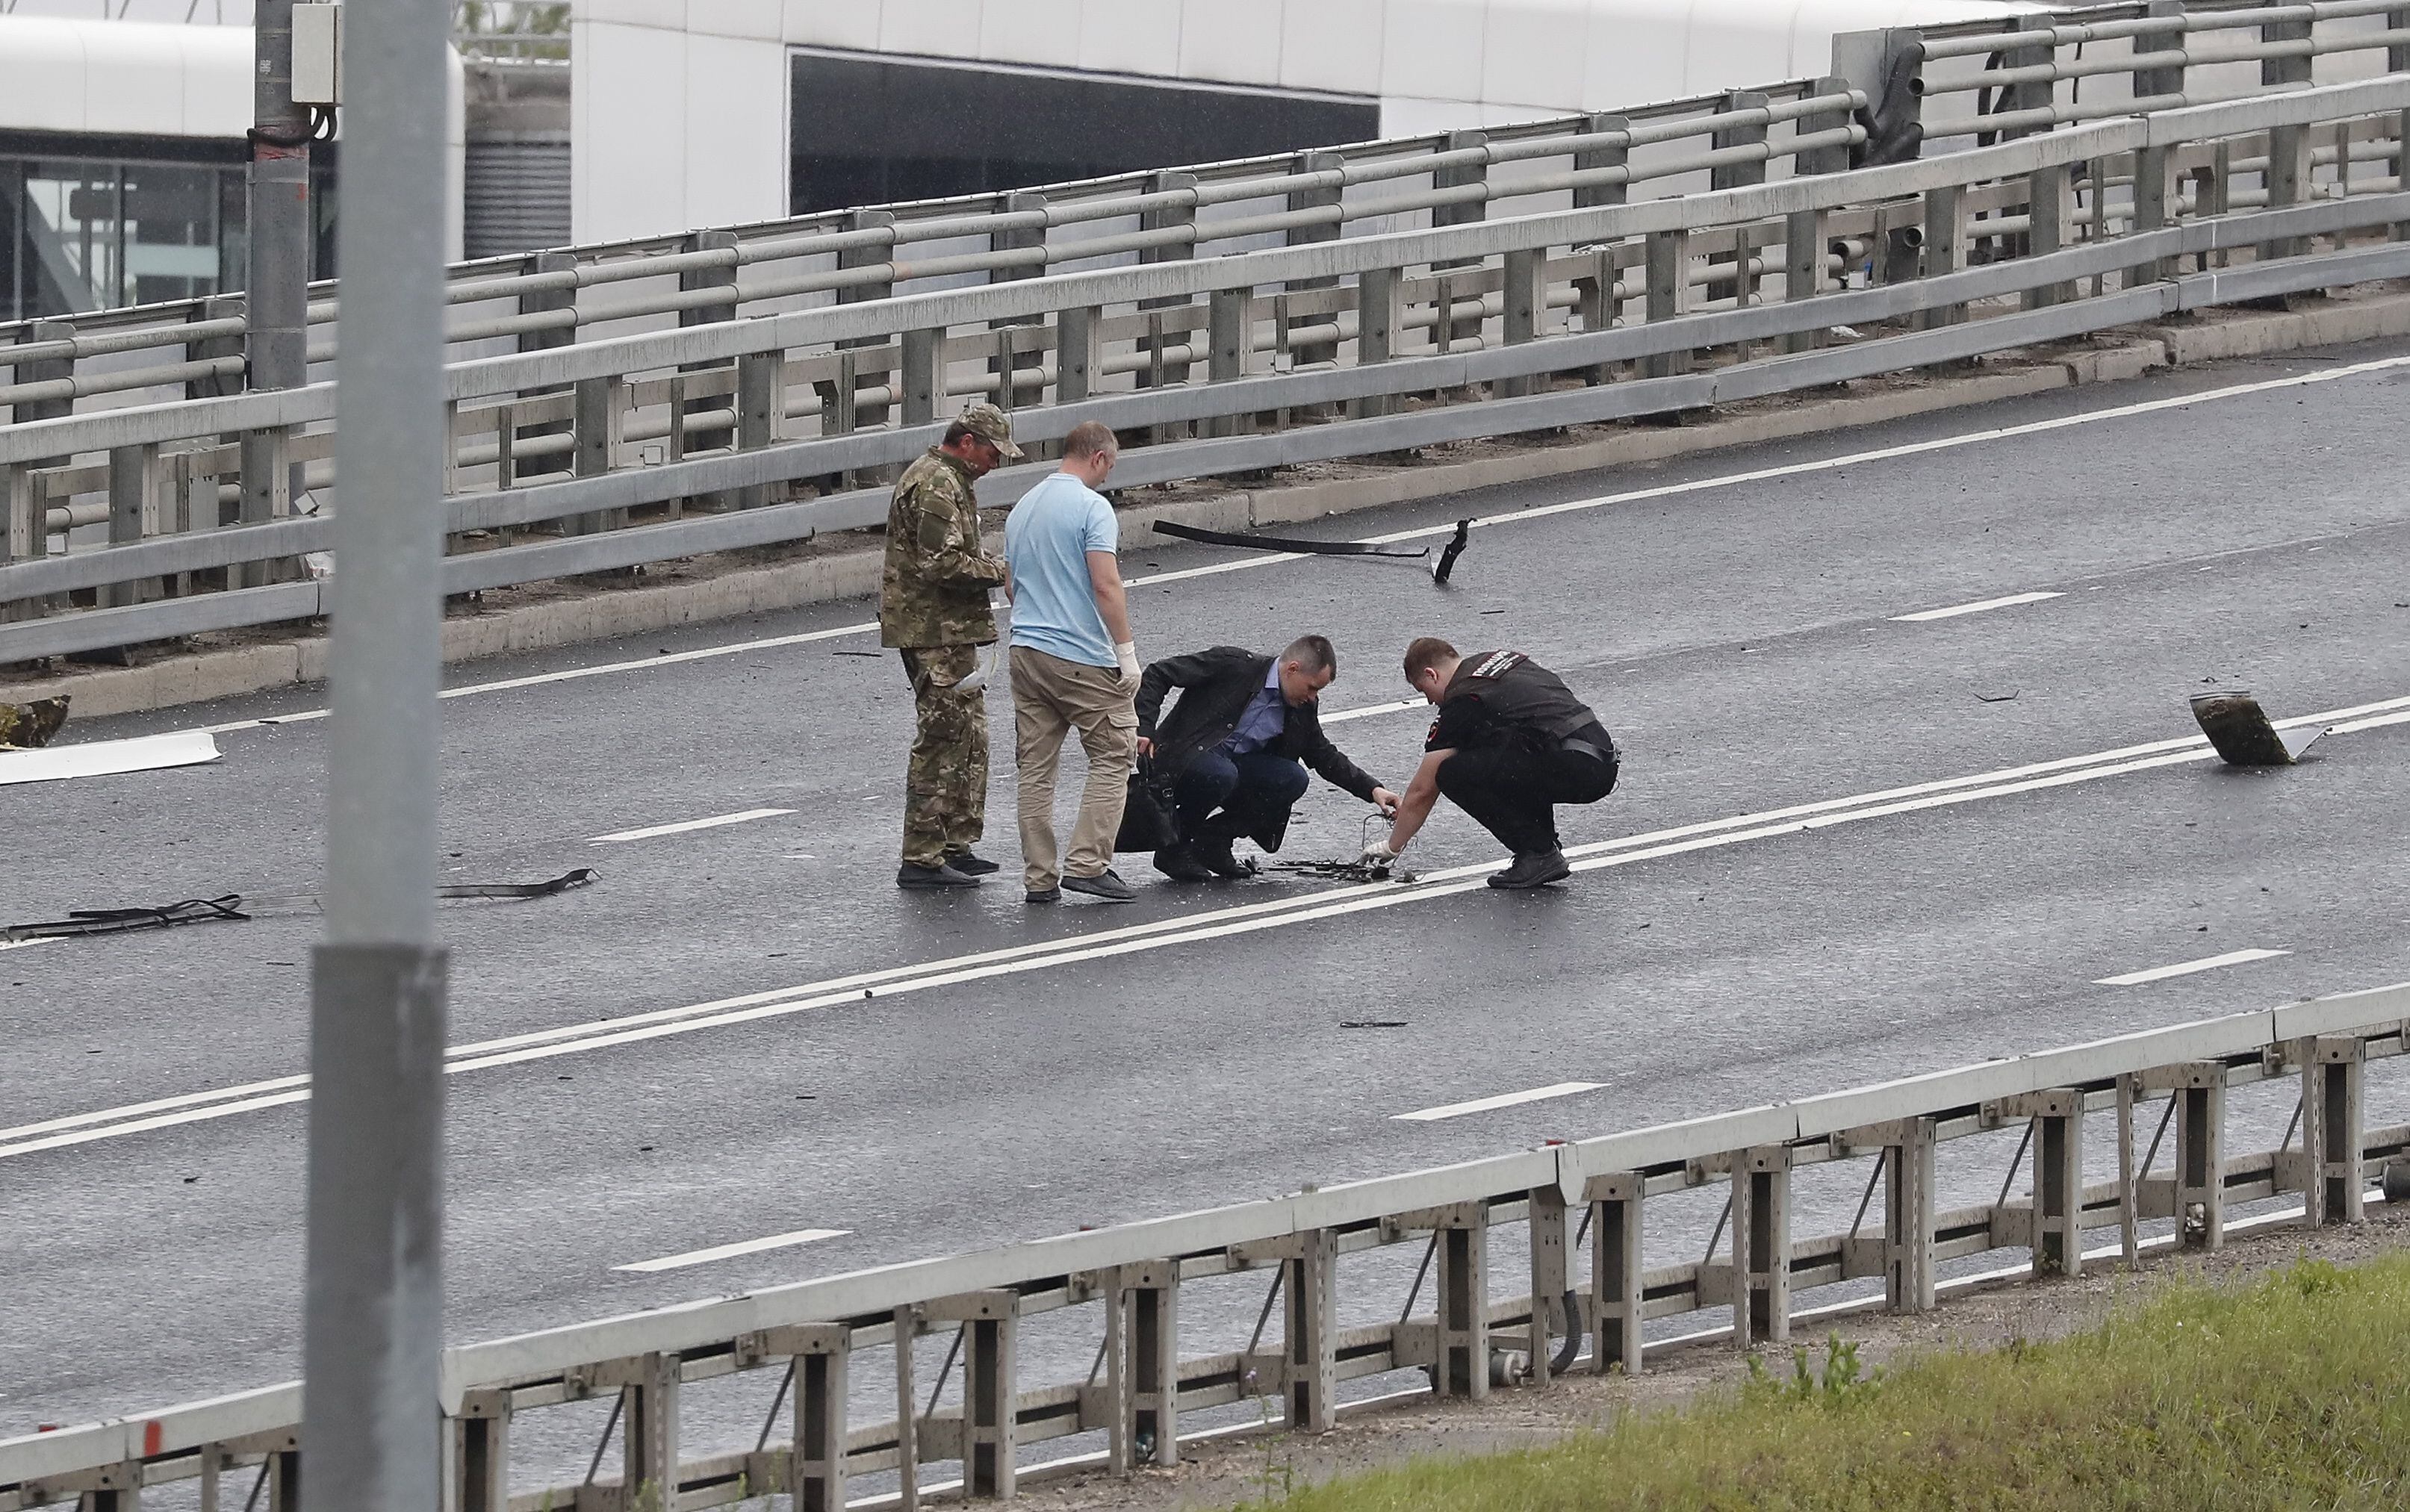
[1134,635,1400,880]
[1366,638,1619,889]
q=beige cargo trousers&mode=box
[1008,645,1137,893]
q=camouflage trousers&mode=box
[899,644,990,868]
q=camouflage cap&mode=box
[955,402,1026,461]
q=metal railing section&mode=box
[4,73,2406,662]
[4,983,2406,1511]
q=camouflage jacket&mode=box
[880,449,1008,649]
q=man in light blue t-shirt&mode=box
[1004,421,1139,905]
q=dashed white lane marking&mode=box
[0,936,63,953]
[12,688,2410,1163]
[1889,590,2066,623]
[1392,1081,1606,1122]
[2095,948,2290,986]
[612,1228,850,1274]
[187,352,2410,741]
[588,807,795,845]
[1323,697,1423,724]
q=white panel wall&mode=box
[0,16,256,137]
[562,0,2054,242]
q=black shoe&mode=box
[1488,850,1572,890]
[1152,844,1215,883]
[1025,886,1061,904]
[1062,868,1137,903]
[945,849,1001,876]
[898,861,981,889]
[1190,835,1258,880]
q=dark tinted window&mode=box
[790,49,1376,214]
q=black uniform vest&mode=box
[1441,650,1605,744]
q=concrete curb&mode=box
[10,287,2410,720]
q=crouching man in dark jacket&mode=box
[1134,636,1400,880]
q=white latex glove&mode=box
[1115,641,1141,688]
[1360,839,1400,868]
[963,594,1012,694]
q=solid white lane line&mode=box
[18,687,2410,1162]
[2095,948,2290,986]
[588,808,795,845]
[0,936,63,953]
[1323,697,1423,724]
[1889,591,2066,623]
[612,1228,850,1274]
[1392,1082,1606,1122]
[187,352,2410,741]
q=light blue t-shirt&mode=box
[1004,471,1119,668]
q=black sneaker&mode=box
[898,861,981,889]
[1025,886,1061,904]
[945,849,1001,876]
[1487,850,1572,890]
[1152,844,1215,883]
[1062,868,1137,903]
[1190,835,1258,880]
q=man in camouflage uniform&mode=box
[881,403,1022,888]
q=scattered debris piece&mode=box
[833,650,883,658]
[1431,520,1473,585]
[0,729,220,787]
[1153,519,1435,569]
[2190,689,2323,766]
[1975,688,2021,703]
[0,697,69,750]
[4,869,598,943]
[1339,1021,1409,1030]
[1267,859,1418,885]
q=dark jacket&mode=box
[1135,647,1382,845]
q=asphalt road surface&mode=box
[7,340,2410,1478]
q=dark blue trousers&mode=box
[1175,747,1310,848]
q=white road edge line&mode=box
[1889,590,2066,623]
[0,936,63,953]
[1392,1081,1606,1122]
[588,808,796,845]
[193,352,2410,740]
[13,688,2410,1160]
[612,1228,850,1274]
[2094,948,2290,986]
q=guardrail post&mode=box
[267,1447,301,1512]
[235,432,293,589]
[1349,265,1402,420]
[1433,131,1488,350]
[1125,1262,1178,1466]
[2020,1089,2086,1277]
[1792,77,1857,176]
[2131,143,2176,287]
[104,443,163,611]
[1139,170,1199,444]
[990,191,1048,417]
[1587,1174,1645,1375]
[188,296,246,400]
[1527,1182,1569,1385]
[2023,163,2073,309]
[3,464,34,579]
[2300,1037,2367,1227]
[1643,230,1689,379]
[2136,1,2187,110]
[621,1352,680,1511]
[1783,209,1827,354]
[1999,16,2057,141]
[1434,1209,1489,1399]
[1710,93,1772,310]
[455,1403,510,1512]
[1285,1228,1338,1430]
[957,1292,1019,1498]
[899,326,942,429]
[1917,184,1965,329]
[9,320,74,429]
[2116,1075,2143,1266]
[2264,121,2312,264]
[1285,149,1345,373]
[1206,288,1249,439]
[1733,1146,1792,1348]
[676,229,740,509]
[790,1328,851,1512]
[736,350,782,510]
[570,378,627,534]
[2173,1068,2227,1250]
[1885,1119,1938,1313]
[892,1304,920,1511]
[2392,15,2410,241]
[1052,309,1098,406]
[1497,247,1545,398]
[1574,112,1630,209]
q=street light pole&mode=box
[299,1,452,1510]
[245,0,312,542]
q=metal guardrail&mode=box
[6,983,2406,1510]
[3,69,2407,664]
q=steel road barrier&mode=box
[3,983,2406,1509]
[3,47,2410,661]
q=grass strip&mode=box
[1244,1253,2410,1510]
